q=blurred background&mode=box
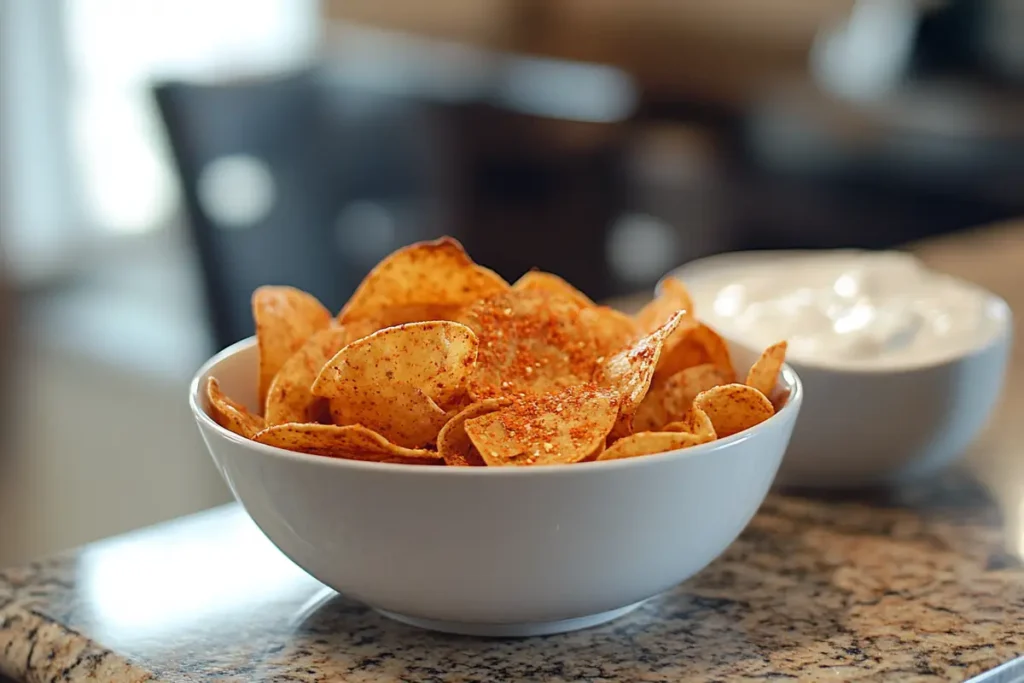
[2,0,1024,565]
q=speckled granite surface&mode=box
[1,473,1022,683]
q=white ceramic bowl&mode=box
[667,251,1013,489]
[190,337,803,636]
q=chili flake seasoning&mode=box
[460,289,606,400]
[462,383,618,466]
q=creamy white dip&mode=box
[686,250,1004,368]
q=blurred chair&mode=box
[156,63,652,350]
[154,69,447,349]
[443,102,627,300]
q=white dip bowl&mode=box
[666,250,1012,488]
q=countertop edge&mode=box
[967,655,1024,683]
[0,600,163,683]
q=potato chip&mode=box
[771,387,792,413]
[338,237,509,327]
[336,317,385,346]
[634,276,694,334]
[580,305,641,359]
[582,440,606,462]
[442,389,475,417]
[437,399,507,466]
[253,286,332,406]
[666,363,732,406]
[633,363,731,431]
[655,322,735,383]
[254,423,442,464]
[662,406,717,442]
[265,326,356,426]
[515,271,638,360]
[513,270,596,306]
[596,431,706,461]
[206,377,265,439]
[313,320,478,408]
[693,383,774,438]
[311,321,477,448]
[595,311,686,438]
[745,340,787,397]
[631,388,672,433]
[460,289,597,399]
[463,384,617,466]
[661,363,731,418]
[328,385,449,449]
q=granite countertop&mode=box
[1,484,1021,683]
[3,222,1024,682]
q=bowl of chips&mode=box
[191,238,802,636]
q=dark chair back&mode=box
[154,69,445,349]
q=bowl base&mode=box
[376,600,646,637]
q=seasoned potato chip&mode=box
[693,383,774,438]
[338,237,509,327]
[513,270,595,308]
[313,320,478,408]
[336,317,385,346]
[463,384,617,466]
[634,276,694,334]
[656,322,735,383]
[663,406,717,442]
[634,363,731,431]
[596,311,686,438]
[265,326,355,426]
[461,289,597,399]
[745,340,787,397]
[580,305,641,359]
[253,286,332,405]
[437,399,507,466]
[582,439,606,462]
[596,431,705,461]
[771,387,792,413]
[312,320,478,448]
[206,377,265,438]
[442,390,475,417]
[328,385,449,449]
[254,423,442,464]
[661,363,732,418]
[631,389,672,433]
[515,271,638,359]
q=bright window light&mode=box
[63,0,318,235]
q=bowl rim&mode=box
[190,336,804,476]
[661,249,1014,376]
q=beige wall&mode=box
[0,321,229,566]
[323,0,857,103]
